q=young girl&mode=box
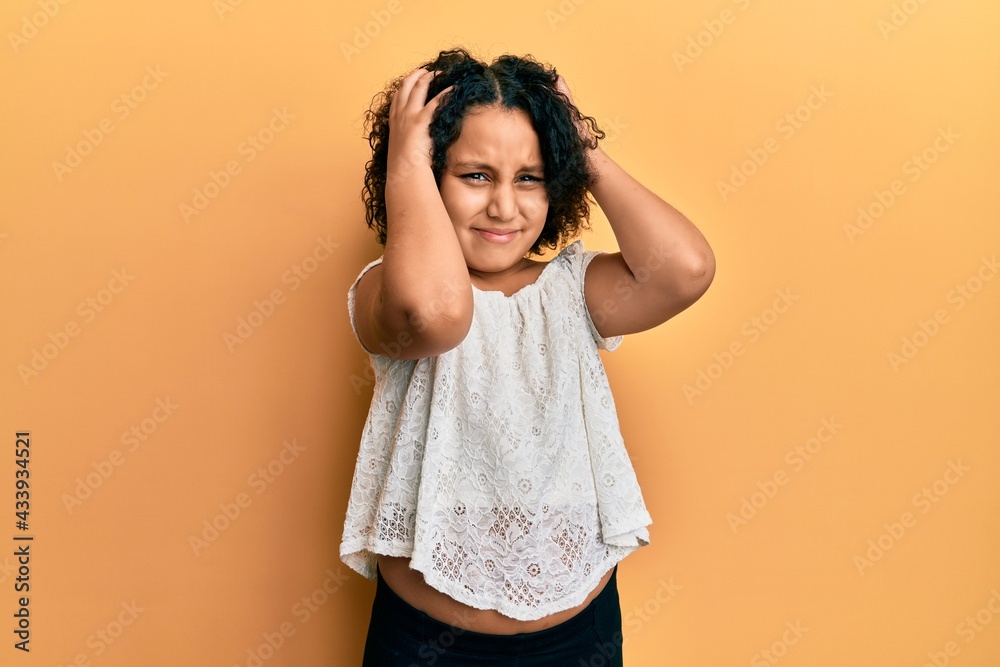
[342,47,714,666]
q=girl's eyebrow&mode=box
[453,161,544,173]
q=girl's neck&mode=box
[469,257,546,295]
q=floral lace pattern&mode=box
[341,240,651,621]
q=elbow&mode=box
[406,303,473,353]
[671,247,716,305]
[690,248,716,294]
[393,286,474,358]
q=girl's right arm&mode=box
[353,68,474,360]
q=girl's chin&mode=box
[462,249,530,275]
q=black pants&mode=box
[361,567,624,666]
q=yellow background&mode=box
[2,0,999,664]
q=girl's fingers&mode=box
[412,69,440,108]
[391,68,434,115]
[426,84,454,110]
[406,69,435,100]
[555,74,573,103]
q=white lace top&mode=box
[340,239,651,621]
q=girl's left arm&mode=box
[582,142,716,338]
[555,74,715,337]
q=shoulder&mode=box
[550,239,615,290]
[546,239,593,278]
[347,255,385,354]
[349,254,384,295]
[347,254,384,320]
[547,239,624,351]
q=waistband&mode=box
[373,566,618,656]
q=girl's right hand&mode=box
[387,68,453,178]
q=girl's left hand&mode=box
[554,74,575,105]
[555,74,598,150]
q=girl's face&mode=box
[438,104,549,277]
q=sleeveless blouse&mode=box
[340,240,651,621]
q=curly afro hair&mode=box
[361,47,605,256]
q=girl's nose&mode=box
[486,183,517,221]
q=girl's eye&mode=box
[459,173,543,183]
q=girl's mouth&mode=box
[474,228,519,244]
